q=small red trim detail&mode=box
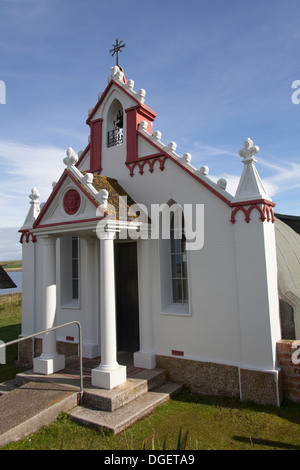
[230,203,275,224]
[19,230,37,244]
[126,154,167,176]
[172,350,184,357]
[66,336,74,341]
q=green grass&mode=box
[2,391,300,450]
[0,293,24,382]
[0,260,22,271]
[1,293,300,450]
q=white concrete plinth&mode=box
[91,365,127,390]
[33,354,65,375]
[134,351,156,369]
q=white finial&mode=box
[168,141,177,152]
[199,166,209,176]
[63,147,78,166]
[239,138,259,163]
[138,89,146,104]
[97,189,109,209]
[84,173,94,184]
[29,187,40,202]
[127,79,134,89]
[139,120,148,131]
[97,92,103,100]
[153,131,162,142]
[183,153,192,163]
[217,178,227,190]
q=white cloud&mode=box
[0,139,66,228]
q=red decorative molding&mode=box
[19,230,37,244]
[230,200,276,224]
[63,189,81,215]
[126,153,167,177]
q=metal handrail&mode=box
[0,321,83,403]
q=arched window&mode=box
[170,212,188,304]
[107,99,124,148]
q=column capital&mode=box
[38,234,58,245]
[96,221,118,240]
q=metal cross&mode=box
[110,39,126,67]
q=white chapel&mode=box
[18,63,300,406]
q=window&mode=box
[71,237,79,300]
[107,100,124,147]
[170,213,188,304]
[60,235,80,308]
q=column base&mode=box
[91,365,127,390]
[134,350,156,369]
[33,354,65,375]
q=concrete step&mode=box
[0,382,79,448]
[69,381,183,434]
[82,368,166,412]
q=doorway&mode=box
[115,242,140,352]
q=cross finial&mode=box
[110,39,126,67]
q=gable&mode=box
[33,170,101,230]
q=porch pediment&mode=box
[27,150,147,234]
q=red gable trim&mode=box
[33,169,101,229]
[136,130,232,207]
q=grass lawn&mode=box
[0,293,24,383]
[0,260,22,271]
[1,293,300,450]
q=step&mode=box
[15,366,167,412]
[0,382,78,448]
[82,368,166,412]
[69,382,183,434]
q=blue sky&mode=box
[1,0,300,260]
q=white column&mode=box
[82,236,98,358]
[92,227,126,389]
[33,236,65,375]
[134,238,156,369]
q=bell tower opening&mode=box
[107,98,124,148]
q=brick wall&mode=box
[277,340,300,404]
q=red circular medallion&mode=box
[63,189,81,215]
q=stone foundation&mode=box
[17,338,78,368]
[156,355,281,406]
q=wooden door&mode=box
[115,242,140,352]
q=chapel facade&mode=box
[19,64,287,405]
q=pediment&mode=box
[33,170,100,230]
